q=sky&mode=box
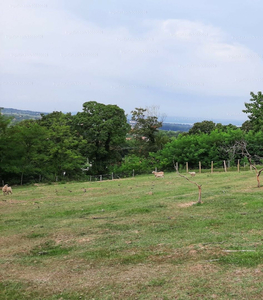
[1,0,263,125]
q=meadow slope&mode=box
[1,171,263,299]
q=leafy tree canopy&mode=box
[1,120,50,184]
[188,120,216,135]
[73,101,130,173]
[38,111,87,178]
[0,107,13,135]
[241,120,253,132]
[130,107,163,156]
[242,91,263,132]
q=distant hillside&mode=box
[1,108,192,131]
[1,108,47,123]
[160,123,192,132]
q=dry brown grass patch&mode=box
[177,201,196,208]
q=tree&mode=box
[0,107,13,135]
[243,91,263,132]
[233,140,263,187]
[173,160,202,204]
[215,123,238,132]
[1,120,49,184]
[150,127,245,171]
[130,107,163,156]
[241,120,253,132]
[0,108,13,183]
[38,112,87,180]
[155,131,171,151]
[188,120,216,135]
[73,101,130,174]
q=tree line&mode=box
[1,92,263,184]
[0,102,164,184]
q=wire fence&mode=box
[87,170,135,182]
[85,160,258,182]
[176,160,256,174]
[2,159,258,186]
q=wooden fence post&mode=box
[133,169,135,177]
[186,162,188,173]
[199,161,201,173]
[223,160,227,172]
[100,175,102,181]
[237,159,240,172]
[211,161,213,173]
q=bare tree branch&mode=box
[173,160,202,204]
[234,140,263,187]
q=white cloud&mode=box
[0,0,262,120]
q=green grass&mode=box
[219,251,263,267]
[1,171,263,299]
[29,240,72,257]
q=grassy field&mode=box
[1,171,263,299]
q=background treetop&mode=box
[242,91,263,132]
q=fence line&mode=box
[86,160,256,182]
[7,160,255,185]
[88,171,135,182]
[181,160,256,174]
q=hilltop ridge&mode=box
[1,107,192,131]
[1,108,47,123]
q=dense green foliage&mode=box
[150,128,246,170]
[1,92,263,184]
[130,107,163,156]
[38,112,87,180]
[0,108,13,134]
[0,102,130,184]
[73,101,130,174]
[188,120,216,135]
[243,91,263,132]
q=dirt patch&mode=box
[86,187,104,190]
[53,233,95,245]
[177,201,196,208]
[0,260,172,293]
[186,263,219,274]
[0,235,33,258]
[0,199,27,205]
[77,238,92,243]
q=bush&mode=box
[109,155,153,174]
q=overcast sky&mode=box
[1,0,263,124]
